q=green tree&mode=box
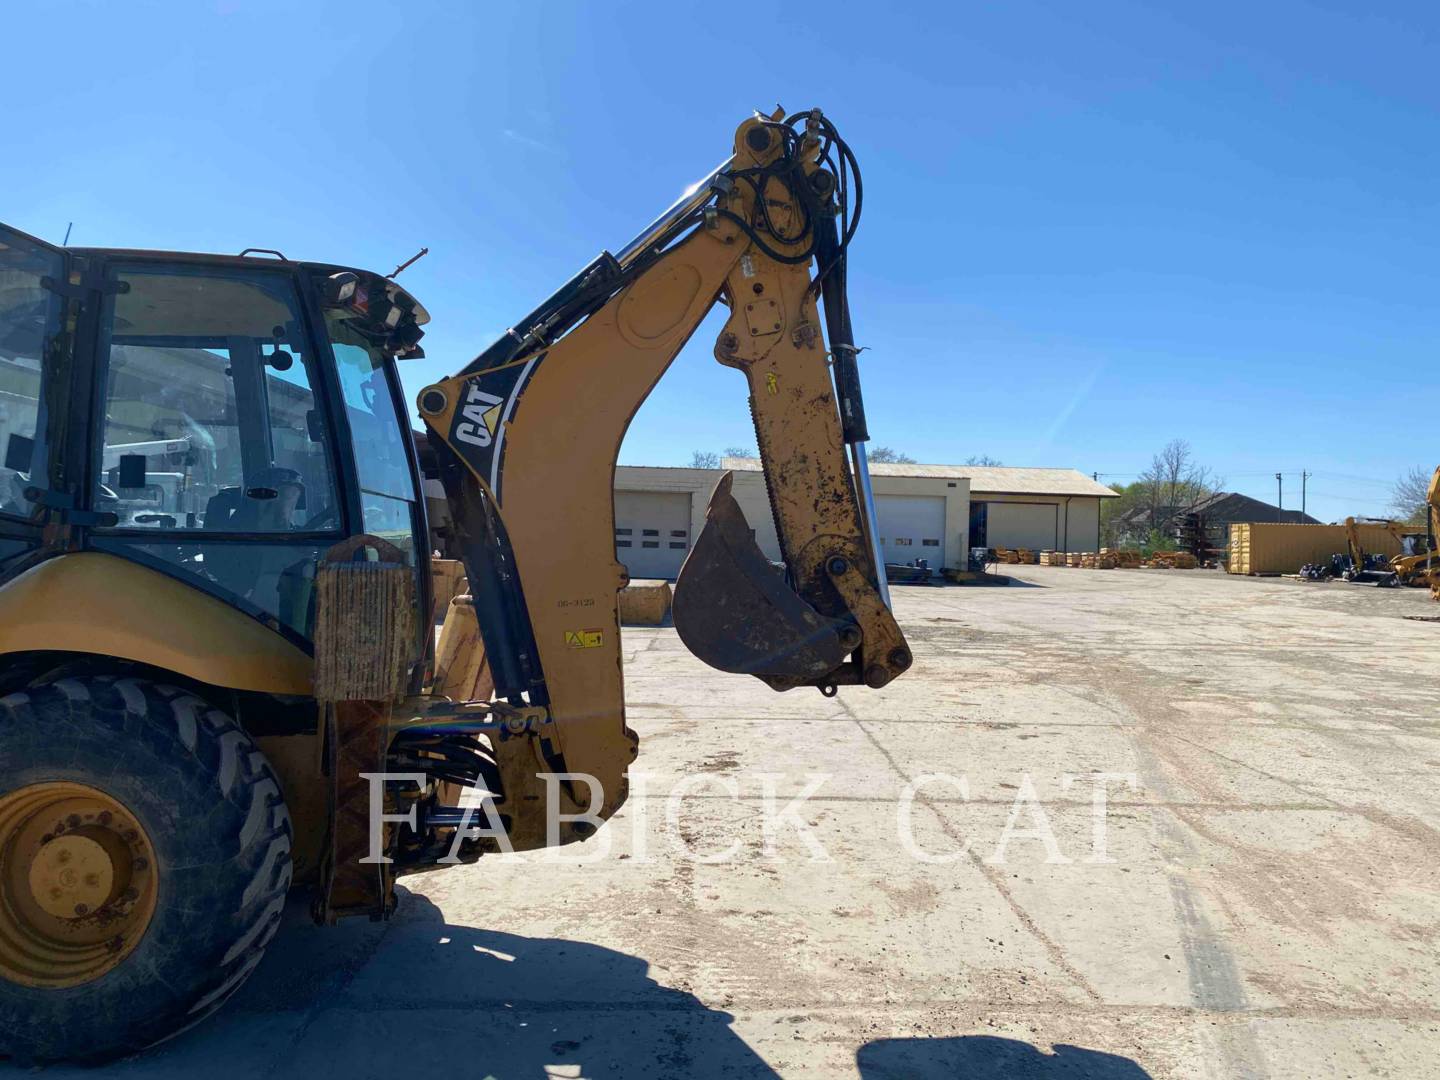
[1144,527,1177,555]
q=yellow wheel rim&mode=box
[0,782,158,988]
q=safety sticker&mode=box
[564,629,604,649]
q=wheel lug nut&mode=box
[98,811,113,825]
[74,903,89,916]
[133,858,148,871]
[66,814,81,828]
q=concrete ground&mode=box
[22,567,1440,1078]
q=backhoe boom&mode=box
[417,109,911,849]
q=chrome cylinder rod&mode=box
[614,157,735,269]
[849,441,893,609]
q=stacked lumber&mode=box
[990,550,1036,567]
[1080,552,1117,569]
[1038,550,1067,566]
[1100,547,1143,568]
[1066,552,1082,568]
[1146,551,1199,569]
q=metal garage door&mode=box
[875,495,946,567]
[614,490,692,579]
[985,502,1057,551]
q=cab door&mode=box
[0,224,71,576]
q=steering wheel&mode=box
[301,503,340,531]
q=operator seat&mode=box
[203,468,306,603]
[204,487,244,530]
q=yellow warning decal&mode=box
[564,628,604,649]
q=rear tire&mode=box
[0,676,292,1062]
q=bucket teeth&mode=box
[673,473,846,683]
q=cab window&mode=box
[0,231,64,521]
[95,266,340,533]
[326,311,419,560]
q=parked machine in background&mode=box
[1388,466,1440,596]
[1340,516,1402,586]
[1309,477,1440,594]
[0,108,911,1061]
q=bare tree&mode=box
[723,445,755,459]
[1391,465,1435,524]
[868,446,916,464]
[964,454,1002,466]
[689,450,720,469]
[1136,439,1221,534]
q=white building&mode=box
[612,457,1117,579]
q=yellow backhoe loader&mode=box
[0,108,910,1061]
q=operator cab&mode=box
[0,221,430,650]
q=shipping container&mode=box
[1227,523,1404,575]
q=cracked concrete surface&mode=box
[18,567,1440,1078]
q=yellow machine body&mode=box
[0,553,312,695]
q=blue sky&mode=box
[9,1,1437,523]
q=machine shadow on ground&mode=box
[5,890,779,1080]
[928,577,1047,590]
[857,1036,1153,1078]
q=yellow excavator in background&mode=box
[1388,466,1440,596]
[1340,516,1402,586]
[0,108,910,1061]
[1338,472,1440,591]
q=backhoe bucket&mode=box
[673,473,846,682]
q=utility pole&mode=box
[1092,471,1099,482]
[1275,472,1283,510]
[1301,471,1310,517]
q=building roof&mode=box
[721,458,1119,498]
[1187,491,1320,525]
[1114,492,1320,530]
